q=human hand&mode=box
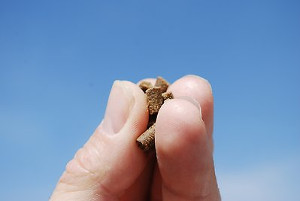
[50,75,220,201]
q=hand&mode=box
[50,75,220,201]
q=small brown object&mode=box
[162,91,174,101]
[136,123,156,151]
[139,81,153,92]
[154,76,169,93]
[136,76,174,152]
[146,87,164,115]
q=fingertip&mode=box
[156,98,207,160]
[155,98,215,199]
[55,80,151,198]
[168,74,214,135]
[183,75,213,93]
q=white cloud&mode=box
[218,157,300,201]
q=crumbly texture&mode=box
[139,81,153,93]
[146,87,164,115]
[136,76,173,152]
[154,76,169,93]
[162,91,174,101]
[136,123,156,151]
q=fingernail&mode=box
[177,96,202,120]
[102,81,135,134]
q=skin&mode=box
[50,75,221,201]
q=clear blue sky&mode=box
[0,1,299,200]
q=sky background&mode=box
[0,0,299,200]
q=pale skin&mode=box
[50,75,221,201]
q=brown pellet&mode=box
[136,123,156,151]
[139,81,153,93]
[146,87,164,115]
[137,76,173,152]
[154,76,169,93]
[162,91,174,101]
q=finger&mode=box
[155,99,220,201]
[151,164,162,201]
[51,81,151,201]
[120,155,156,201]
[150,75,215,200]
[168,75,214,136]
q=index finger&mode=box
[153,75,220,201]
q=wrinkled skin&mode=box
[50,75,221,201]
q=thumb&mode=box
[50,81,149,201]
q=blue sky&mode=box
[0,0,299,200]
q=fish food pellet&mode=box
[146,87,164,115]
[136,123,156,151]
[139,81,153,92]
[136,76,173,152]
[154,76,169,93]
[162,91,174,101]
